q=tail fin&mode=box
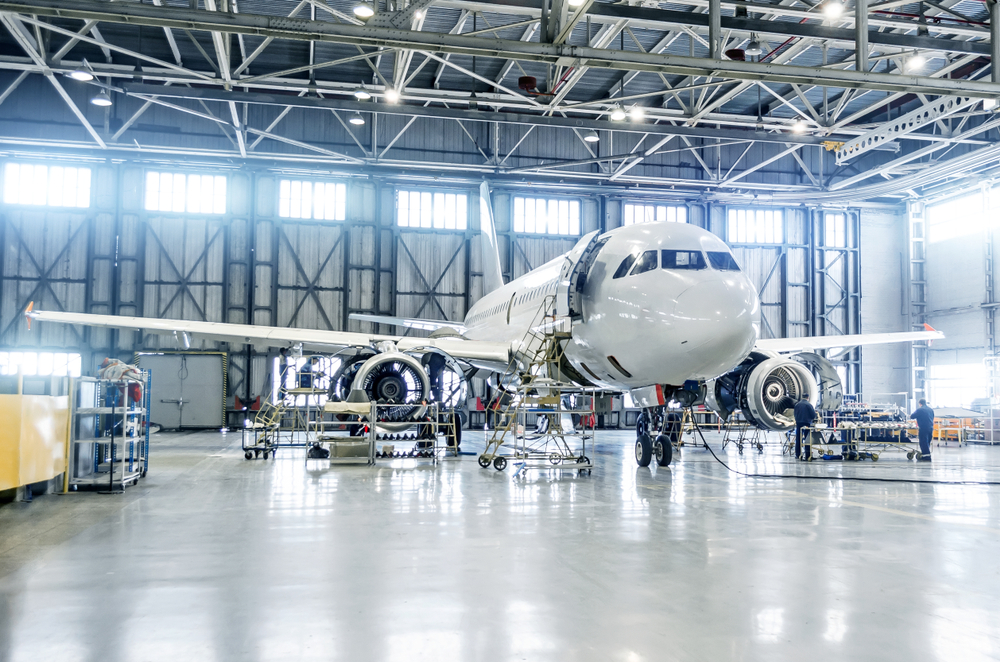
[24,301,33,330]
[479,181,504,294]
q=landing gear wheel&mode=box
[635,434,652,467]
[478,455,492,468]
[245,451,253,460]
[654,435,673,467]
[549,453,562,465]
[263,452,269,460]
[493,456,507,471]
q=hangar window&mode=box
[727,208,783,244]
[825,212,847,248]
[279,180,347,221]
[3,163,91,208]
[0,351,82,377]
[513,196,581,235]
[397,189,468,230]
[145,171,227,214]
[623,203,687,225]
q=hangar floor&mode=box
[2,429,999,661]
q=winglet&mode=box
[24,301,34,330]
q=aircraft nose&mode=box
[674,277,759,361]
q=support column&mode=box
[992,0,1000,83]
[709,0,721,59]
[855,0,868,72]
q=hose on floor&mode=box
[687,411,1000,487]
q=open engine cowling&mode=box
[706,351,843,431]
[347,352,430,422]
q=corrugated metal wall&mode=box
[0,157,876,400]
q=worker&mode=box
[277,347,292,391]
[793,396,816,460]
[298,356,322,389]
[909,398,935,462]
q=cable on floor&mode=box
[687,412,1000,487]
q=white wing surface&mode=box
[348,313,466,333]
[26,306,509,365]
[755,326,943,354]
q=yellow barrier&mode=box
[0,395,70,492]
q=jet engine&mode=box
[346,351,431,422]
[706,351,843,431]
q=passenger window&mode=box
[613,254,637,279]
[707,251,741,271]
[662,250,706,270]
[630,250,658,275]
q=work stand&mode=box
[479,295,594,477]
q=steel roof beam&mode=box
[119,81,836,145]
[5,0,1000,98]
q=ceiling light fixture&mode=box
[353,2,374,18]
[744,35,763,57]
[791,120,807,133]
[90,90,112,107]
[68,68,94,82]
[385,88,400,103]
[349,112,365,126]
[610,105,627,121]
[906,53,926,72]
[628,105,645,121]
[583,130,600,143]
[567,0,586,6]
[354,86,372,100]
[823,0,843,19]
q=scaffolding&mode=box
[479,295,594,475]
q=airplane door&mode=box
[556,230,603,320]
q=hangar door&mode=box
[137,353,225,429]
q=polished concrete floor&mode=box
[2,429,1000,662]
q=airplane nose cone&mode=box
[674,277,759,373]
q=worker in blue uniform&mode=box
[793,396,816,460]
[909,399,935,462]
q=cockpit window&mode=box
[707,251,741,271]
[661,250,706,270]
[630,250,658,275]
[613,253,637,279]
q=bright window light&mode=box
[825,212,847,248]
[927,192,989,244]
[928,363,986,409]
[396,189,468,230]
[272,355,342,407]
[623,203,687,225]
[279,180,347,221]
[727,207,783,244]
[2,163,92,208]
[144,171,227,214]
[513,196,581,235]
[0,351,82,377]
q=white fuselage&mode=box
[462,222,761,390]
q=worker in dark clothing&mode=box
[909,399,935,462]
[793,396,816,460]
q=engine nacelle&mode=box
[706,351,843,431]
[346,352,430,422]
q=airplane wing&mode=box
[755,325,943,354]
[25,306,510,366]
[348,313,466,333]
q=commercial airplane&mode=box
[26,183,942,467]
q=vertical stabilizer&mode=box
[479,181,504,294]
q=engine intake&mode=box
[707,351,842,431]
[346,352,430,423]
